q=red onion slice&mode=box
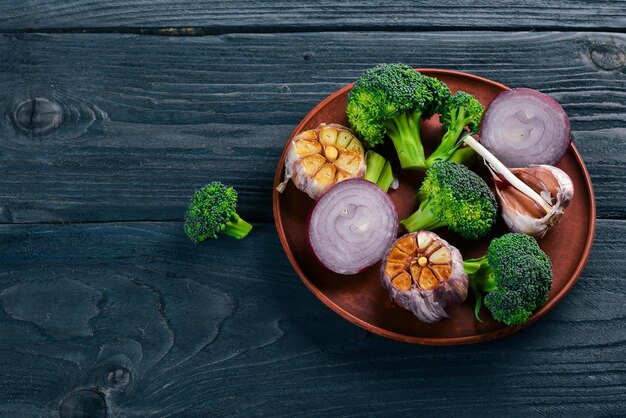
[480,88,571,167]
[308,179,398,275]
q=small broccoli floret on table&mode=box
[346,63,450,170]
[463,233,553,326]
[400,161,497,239]
[425,91,485,167]
[184,181,252,243]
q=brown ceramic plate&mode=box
[272,69,596,345]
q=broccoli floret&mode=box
[400,161,497,239]
[184,181,252,243]
[425,91,484,167]
[346,63,450,170]
[463,233,553,326]
[422,76,452,117]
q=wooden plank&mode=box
[0,32,624,223]
[0,220,623,416]
[0,1,625,31]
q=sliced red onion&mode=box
[480,88,571,167]
[308,179,398,275]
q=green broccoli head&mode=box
[464,233,553,326]
[422,76,452,117]
[482,290,534,326]
[347,64,430,149]
[401,161,498,239]
[440,91,484,134]
[184,181,252,243]
[485,233,552,324]
[425,91,485,167]
[346,63,443,170]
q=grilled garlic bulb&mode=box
[276,123,366,200]
[496,165,574,238]
[381,231,468,323]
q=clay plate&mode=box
[272,69,596,345]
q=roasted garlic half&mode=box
[381,231,468,323]
[276,123,366,200]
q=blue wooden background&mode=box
[0,2,625,417]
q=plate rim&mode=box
[272,69,597,345]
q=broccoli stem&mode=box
[365,151,395,192]
[222,214,253,239]
[364,151,386,182]
[383,110,427,170]
[446,146,477,166]
[426,128,463,165]
[463,256,496,321]
[425,108,470,166]
[377,161,395,192]
[400,198,448,232]
[463,256,497,291]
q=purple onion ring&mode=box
[480,88,571,167]
[308,179,398,275]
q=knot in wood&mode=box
[106,367,131,387]
[12,97,63,135]
[589,44,625,71]
[59,389,107,418]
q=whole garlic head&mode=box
[495,165,574,238]
[381,231,468,323]
[277,123,366,200]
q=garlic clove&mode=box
[313,164,336,184]
[392,272,412,291]
[418,267,439,290]
[334,152,361,175]
[335,170,351,182]
[416,232,433,249]
[410,264,422,281]
[385,261,406,278]
[295,139,323,157]
[298,130,317,141]
[300,155,326,176]
[397,234,418,255]
[431,264,452,281]
[336,131,354,148]
[324,145,339,162]
[320,126,339,146]
[387,246,411,264]
[346,138,364,154]
[495,165,574,238]
[429,246,451,264]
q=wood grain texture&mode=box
[0,32,624,224]
[0,1,625,31]
[0,220,623,416]
[0,1,623,416]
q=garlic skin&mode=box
[495,165,574,238]
[277,123,366,200]
[381,231,468,323]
